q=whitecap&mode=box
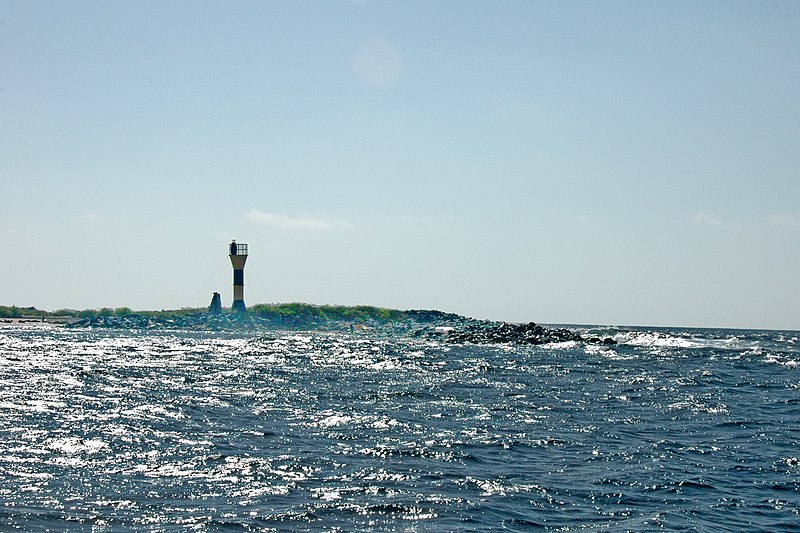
[317,414,353,427]
[48,437,109,455]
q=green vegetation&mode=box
[249,303,407,324]
[0,306,129,319]
[0,303,408,324]
[138,307,207,318]
[0,306,44,318]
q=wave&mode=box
[595,329,771,353]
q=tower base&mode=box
[231,300,247,313]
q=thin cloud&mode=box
[245,209,351,230]
[769,214,799,227]
[353,39,402,88]
[693,211,720,226]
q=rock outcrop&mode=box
[64,306,616,345]
[410,316,614,346]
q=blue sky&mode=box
[2,1,798,329]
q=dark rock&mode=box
[416,318,585,346]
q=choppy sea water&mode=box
[0,324,798,531]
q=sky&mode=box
[1,1,799,330]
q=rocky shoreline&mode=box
[65,309,615,346]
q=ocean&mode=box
[0,324,798,531]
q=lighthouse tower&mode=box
[229,240,248,313]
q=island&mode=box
[1,303,616,345]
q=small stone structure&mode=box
[208,292,222,314]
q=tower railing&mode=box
[230,243,248,255]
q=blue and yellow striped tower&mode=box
[229,240,248,313]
